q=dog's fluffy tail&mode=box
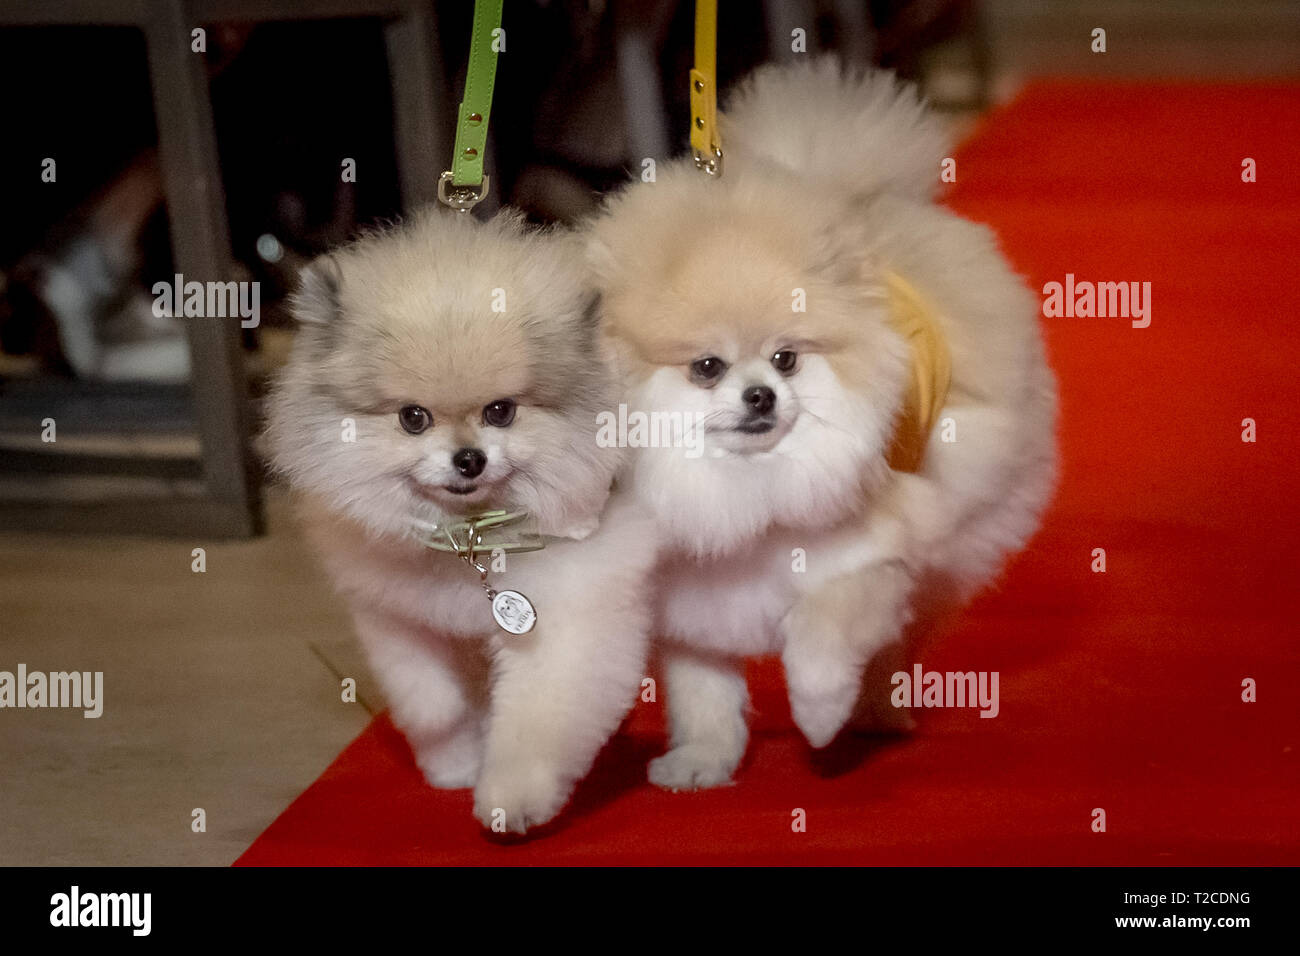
[720,57,950,201]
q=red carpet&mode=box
[238,81,1300,866]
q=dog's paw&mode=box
[473,762,571,835]
[786,670,859,749]
[647,744,739,791]
[417,751,480,790]
[414,728,483,790]
[781,620,864,749]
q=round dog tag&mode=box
[491,589,537,634]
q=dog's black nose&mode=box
[742,385,776,416]
[452,447,487,478]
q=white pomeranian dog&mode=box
[588,59,1058,790]
[265,209,655,832]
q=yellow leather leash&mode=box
[690,0,723,175]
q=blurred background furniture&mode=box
[0,0,449,537]
[6,1,1290,539]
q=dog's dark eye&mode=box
[398,404,431,434]
[689,356,728,386]
[771,349,798,374]
[483,399,516,428]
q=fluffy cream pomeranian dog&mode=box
[265,208,655,832]
[588,59,1057,790]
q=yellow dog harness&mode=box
[884,272,951,473]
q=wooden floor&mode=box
[0,488,375,865]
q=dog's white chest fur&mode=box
[311,525,496,640]
[656,521,888,656]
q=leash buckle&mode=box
[438,171,491,212]
[692,146,723,177]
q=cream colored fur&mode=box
[588,59,1058,789]
[266,209,656,831]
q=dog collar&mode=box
[412,511,544,635]
[412,510,545,557]
[884,271,952,473]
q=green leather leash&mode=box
[438,0,504,211]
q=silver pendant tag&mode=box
[411,512,542,636]
[491,589,537,634]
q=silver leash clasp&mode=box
[692,146,723,177]
[438,171,490,213]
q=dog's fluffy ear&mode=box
[292,254,343,326]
